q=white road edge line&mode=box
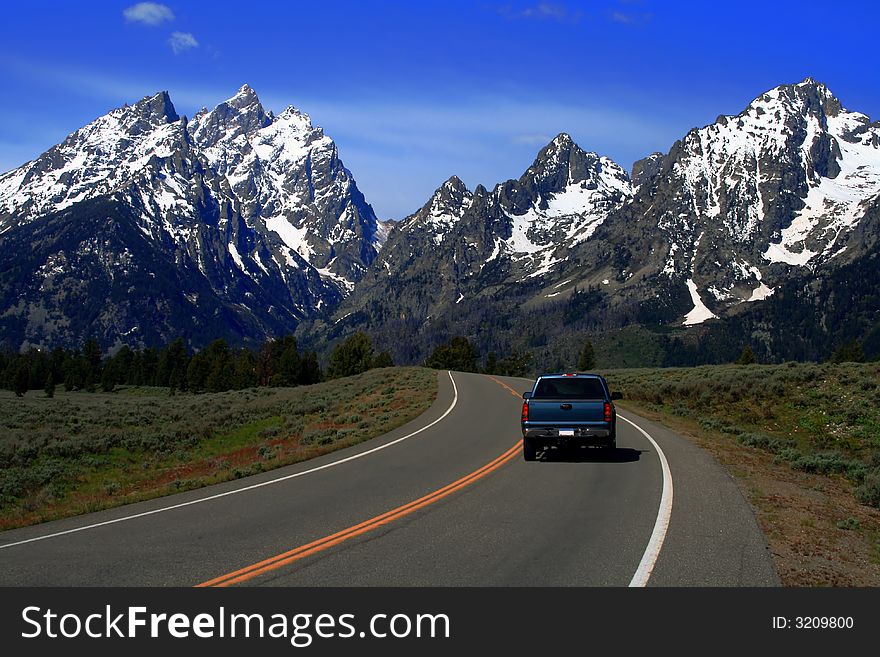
[619,413,674,587]
[0,371,460,550]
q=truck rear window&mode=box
[533,378,606,400]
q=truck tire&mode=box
[523,437,537,461]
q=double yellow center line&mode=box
[197,375,524,587]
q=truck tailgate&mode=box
[527,400,606,425]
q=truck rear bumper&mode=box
[523,427,612,445]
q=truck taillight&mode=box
[521,401,529,422]
[604,402,612,422]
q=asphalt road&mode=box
[0,371,779,586]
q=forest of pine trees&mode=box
[0,332,394,396]
[3,328,870,399]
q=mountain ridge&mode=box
[316,77,880,365]
[0,85,385,349]
[1,77,878,365]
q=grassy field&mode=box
[0,367,437,530]
[603,361,880,586]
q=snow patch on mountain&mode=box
[682,279,717,325]
[372,220,393,249]
[265,215,312,263]
[749,281,775,301]
[316,264,354,293]
[228,242,246,272]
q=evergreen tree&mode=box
[186,353,211,392]
[277,336,302,386]
[327,332,375,378]
[485,351,498,375]
[205,339,233,392]
[66,352,90,391]
[165,339,189,391]
[44,373,55,398]
[425,337,478,372]
[14,362,29,397]
[82,338,103,386]
[47,347,66,389]
[100,366,116,392]
[497,350,532,377]
[109,346,135,387]
[26,348,49,390]
[299,351,322,385]
[231,349,257,389]
[736,345,757,365]
[372,351,394,368]
[128,350,144,386]
[257,339,279,386]
[578,340,596,371]
[141,347,159,386]
[155,339,186,387]
[168,360,186,392]
[831,339,865,363]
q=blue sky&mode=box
[1,0,878,219]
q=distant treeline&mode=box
[0,332,394,397]
[3,328,869,398]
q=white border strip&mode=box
[620,413,674,587]
[0,371,459,550]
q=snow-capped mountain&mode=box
[1,77,877,363]
[323,134,633,361]
[319,78,880,365]
[0,91,184,223]
[0,86,385,349]
[381,132,631,283]
[601,77,880,325]
[186,85,386,289]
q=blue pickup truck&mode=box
[521,373,622,461]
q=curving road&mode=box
[0,371,778,586]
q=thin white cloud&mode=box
[168,32,199,55]
[123,2,175,26]
[512,133,554,146]
[610,10,652,24]
[0,58,225,111]
[523,3,568,20]
[498,3,581,23]
[297,95,669,151]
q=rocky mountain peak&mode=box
[188,85,271,148]
[737,77,843,132]
[443,174,467,189]
[617,77,880,331]
[529,132,580,173]
[404,175,474,232]
[433,175,472,209]
[229,83,260,105]
[277,104,312,124]
[0,90,194,224]
[129,90,180,125]
[548,132,574,149]
[96,91,181,142]
[520,133,624,197]
[631,152,664,191]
